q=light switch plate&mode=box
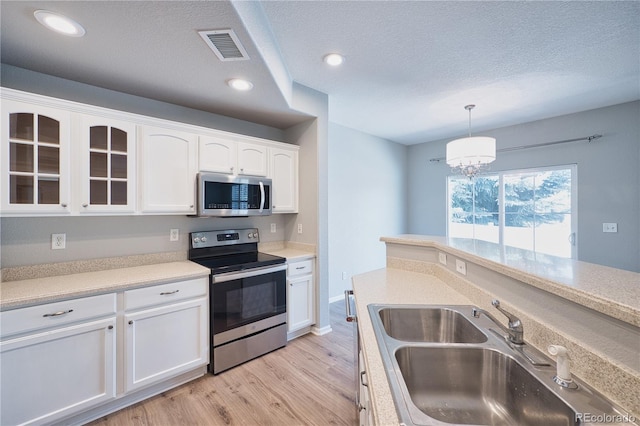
[438,252,447,265]
[603,223,618,233]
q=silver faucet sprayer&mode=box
[473,299,524,345]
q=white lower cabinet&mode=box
[0,277,209,425]
[287,258,315,334]
[0,295,117,426]
[124,297,208,392]
[358,349,374,426]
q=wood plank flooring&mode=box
[89,302,357,426]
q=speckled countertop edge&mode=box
[381,235,640,327]
[0,261,210,311]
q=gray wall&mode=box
[407,101,640,272]
[328,123,408,300]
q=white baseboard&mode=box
[329,294,345,304]
[311,325,332,336]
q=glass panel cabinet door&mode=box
[1,99,70,214]
[80,115,136,213]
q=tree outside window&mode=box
[448,166,575,258]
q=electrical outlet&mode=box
[297,223,303,234]
[170,229,179,242]
[342,271,347,280]
[270,223,277,233]
[438,252,447,265]
[455,259,466,275]
[603,223,618,233]
[51,233,66,250]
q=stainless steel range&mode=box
[188,228,287,374]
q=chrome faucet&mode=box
[473,299,524,345]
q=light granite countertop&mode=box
[0,261,210,311]
[260,247,315,261]
[352,266,639,426]
[381,235,640,327]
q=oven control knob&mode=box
[248,233,253,239]
[253,232,258,238]
[193,237,200,243]
[201,237,207,242]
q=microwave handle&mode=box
[259,181,265,212]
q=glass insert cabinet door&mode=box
[81,115,136,213]
[2,100,70,214]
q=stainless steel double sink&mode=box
[368,304,631,426]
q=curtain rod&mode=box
[428,134,602,163]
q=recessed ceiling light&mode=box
[227,78,254,91]
[323,53,344,67]
[34,10,85,37]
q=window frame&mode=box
[446,164,578,259]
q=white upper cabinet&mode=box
[199,135,268,177]
[139,125,197,214]
[237,141,268,176]
[1,99,71,215]
[270,146,299,213]
[198,136,237,174]
[79,115,136,214]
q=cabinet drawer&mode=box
[124,278,208,311]
[288,259,313,277]
[0,293,116,338]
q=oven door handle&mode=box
[259,181,265,213]
[213,263,287,283]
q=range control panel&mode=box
[190,228,260,249]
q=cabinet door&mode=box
[237,142,268,176]
[139,126,197,213]
[0,317,116,425]
[79,115,136,213]
[198,136,237,174]
[270,147,298,213]
[124,297,208,392]
[287,273,314,332]
[1,99,71,215]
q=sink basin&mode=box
[378,307,487,343]
[395,347,576,426]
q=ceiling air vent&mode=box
[198,29,249,61]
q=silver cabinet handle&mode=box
[128,320,133,325]
[360,370,368,387]
[43,309,73,317]
[344,290,356,322]
[160,290,179,295]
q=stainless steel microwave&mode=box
[196,172,271,217]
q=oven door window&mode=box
[212,270,285,334]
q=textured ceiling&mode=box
[1,1,639,145]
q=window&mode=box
[448,165,576,258]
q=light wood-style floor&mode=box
[89,302,357,426]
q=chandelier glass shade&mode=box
[446,105,496,178]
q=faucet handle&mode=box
[492,300,520,324]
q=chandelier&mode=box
[446,105,496,178]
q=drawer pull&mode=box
[43,309,73,318]
[129,320,134,325]
[108,325,114,330]
[160,290,180,295]
[295,266,305,270]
